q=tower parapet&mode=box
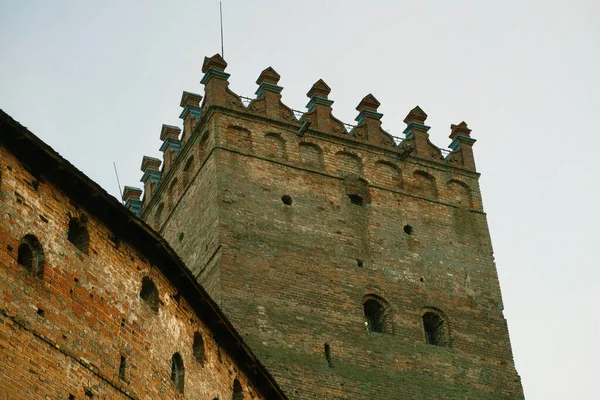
[134,54,480,214]
[179,91,202,146]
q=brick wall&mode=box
[0,144,268,400]
[147,106,524,399]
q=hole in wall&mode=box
[7,245,12,252]
[348,194,363,206]
[193,331,206,365]
[139,277,161,312]
[232,379,244,400]
[18,234,44,277]
[420,277,424,282]
[119,356,127,380]
[120,319,125,327]
[356,259,364,268]
[423,309,450,347]
[171,353,185,393]
[281,195,293,205]
[178,232,184,242]
[172,292,181,303]
[403,225,413,235]
[324,343,334,368]
[36,308,44,317]
[68,217,89,254]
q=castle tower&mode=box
[134,54,524,399]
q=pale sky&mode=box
[1,1,599,399]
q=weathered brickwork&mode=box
[139,54,524,399]
[0,112,286,400]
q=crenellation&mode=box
[137,58,483,217]
[351,93,396,147]
[179,91,203,146]
[159,124,182,176]
[122,186,142,216]
[301,79,348,137]
[249,67,297,122]
[140,155,161,207]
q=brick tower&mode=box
[131,54,524,399]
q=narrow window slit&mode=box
[324,343,334,368]
[119,356,127,380]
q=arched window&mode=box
[68,217,89,254]
[154,202,164,227]
[183,156,194,187]
[171,353,184,393]
[193,331,206,365]
[413,170,437,198]
[232,379,244,400]
[18,234,44,277]
[169,178,179,210]
[362,295,393,334]
[139,277,161,312]
[422,308,451,347]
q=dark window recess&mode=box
[193,332,206,365]
[363,296,393,334]
[423,310,450,347]
[119,356,127,380]
[404,224,413,235]
[348,194,363,206]
[232,379,244,400]
[69,395,75,400]
[84,388,94,398]
[324,343,334,368]
[68,217,89,254]
[139,277,161,312]
[171,353,185,393]
[18,234,45,277]
[281,195,293,205]
[356,259,364,267]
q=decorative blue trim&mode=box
[306,96,334,112]
[125,199,142,217]
[141,169,161,184]
[255,82,283,97]
[449,135,477,150]
[159,138,181,154]
[355,110,383,124]
[403,122,431,138]
[200,69,230,84]
[179,105,201,120]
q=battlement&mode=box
[131,54,480,218]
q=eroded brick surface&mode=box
[145,101,524,399]
[0,142,272,400]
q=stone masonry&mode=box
[137,54,525,399]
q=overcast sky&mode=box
[1,1,599,398]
